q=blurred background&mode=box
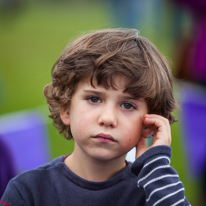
[0,0,206,205]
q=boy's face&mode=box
[61,75,148,162]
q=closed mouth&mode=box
[93,133,116,142]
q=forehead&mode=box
[82,75,130,91]
[74,75,141,100]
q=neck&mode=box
[64,146,127,182]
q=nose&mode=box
[98,104,117,128]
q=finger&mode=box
[143,118,166,134]
[141,126,154,138]
[144,114,170,131]
[143,115,171,145]
[143,115,170,132]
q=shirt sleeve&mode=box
[0,179,26,206]
[131,146,191,206]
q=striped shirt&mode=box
[1,146,190,206]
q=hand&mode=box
[136,114,171,159]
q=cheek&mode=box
[70,110,92,132]
[123,118,144,143]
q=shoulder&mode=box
[1,156,66,205]
[12,156,64,186]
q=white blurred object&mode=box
[126,147,136,163]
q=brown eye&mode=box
[88,97,101,103]
[121,103,135,110]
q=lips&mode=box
[92,133,116,143]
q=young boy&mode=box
[0,29,190,206]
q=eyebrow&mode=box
[84,90,103,95]
[83,90,106,98]
[83,89,142,101]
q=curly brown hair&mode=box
[44,28,177,140]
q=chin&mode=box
[89,151,125,162]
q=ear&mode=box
[141,126,154,138]
[60,107,70,126]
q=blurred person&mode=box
[1,28,190,205]
[171,0,206,85]
[105,0,165,35]
[0,136,16,198]
[106,0,147,29]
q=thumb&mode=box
[136,136,147,159]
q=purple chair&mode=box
[0,136,16,197]
[179,82,206,178]
[0,111,50,174]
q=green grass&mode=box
[0,0,108,113]
[0,1,199,204]
[0,0,109,164]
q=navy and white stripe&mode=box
[146,181,182,202]
[131,146,190,205]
